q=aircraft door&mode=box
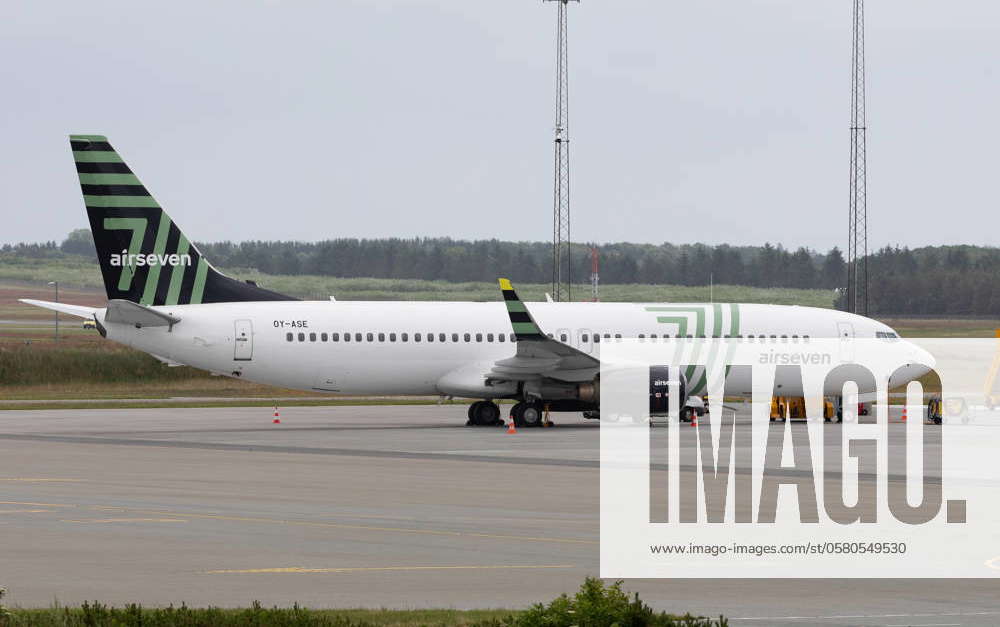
[234,319,253,361]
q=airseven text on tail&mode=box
[71,134,296,306]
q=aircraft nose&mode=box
[888,342,935,387]
[910,343,936,372]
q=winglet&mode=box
[498,278,546,341]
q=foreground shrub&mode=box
[509,578,727,627]
[3,580,726,626]
[0,587,10,627]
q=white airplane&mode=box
[22,136,929,427]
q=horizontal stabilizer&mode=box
[18,299,97,320]
[104,299,180,328]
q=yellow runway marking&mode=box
[0,501,75,508]
[0,499,593,545]
[203,564,576,575]
[90,506,596,545]
[0,478,86,483]
[61,518,188,524]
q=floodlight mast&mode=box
[544,0,578,302]
[847,0,869,315]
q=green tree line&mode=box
[2,231,998,315]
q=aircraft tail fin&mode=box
[71,134,296,305]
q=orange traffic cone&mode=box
[506,415,517,434]
[690,413,698,427]
[901,405,907,423]
[273,407,281,424]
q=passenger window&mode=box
[560,333,567,342]
[594,335,601,344]
[366,333,374,342]
[309,332,317,342]
[780,335,788,343]
[343,333,350,342]
[792,335,799,343]
[476,333,483,342]
[509,334,516,342]
[615,334,622,340]
[582,334,589,342]
[390,333,397,342]
[402,333,408,342]
[603,333,611,339]
[439,333,446,342]
[332,333,340,342]
[638,334,645,341]
[378,333,385,342]
[803,335,810,343]
[321,333,328,342]
[464,333,471,342]
[355,333,362,342]
[650,334,657,340]
[415,333,422,342]
[427,332,434,343]
[452,333,459,342]
[487,333,494,342]
[499,333,506,342]
[286,332,293,342]
[298,332,305,342]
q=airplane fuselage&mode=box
[97,300,908,400]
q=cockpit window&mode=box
[876,331,900,341]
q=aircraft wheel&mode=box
[467,401,487,425]
[469,401,501,426]
[511,402,543,428]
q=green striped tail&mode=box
[72,135,295,306]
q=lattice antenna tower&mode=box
[847,0,869,315]
[544,0,578,302]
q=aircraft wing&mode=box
[19,299,98,319]
[491,278,599,383]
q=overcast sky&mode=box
[1,0,997,251]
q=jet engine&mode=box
[648,365,688,416]
[573,365,688,415]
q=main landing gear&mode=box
[510,401,545,428]
[467,401,502,426]
[466,400,553,428]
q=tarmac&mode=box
[0,404,998,626]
